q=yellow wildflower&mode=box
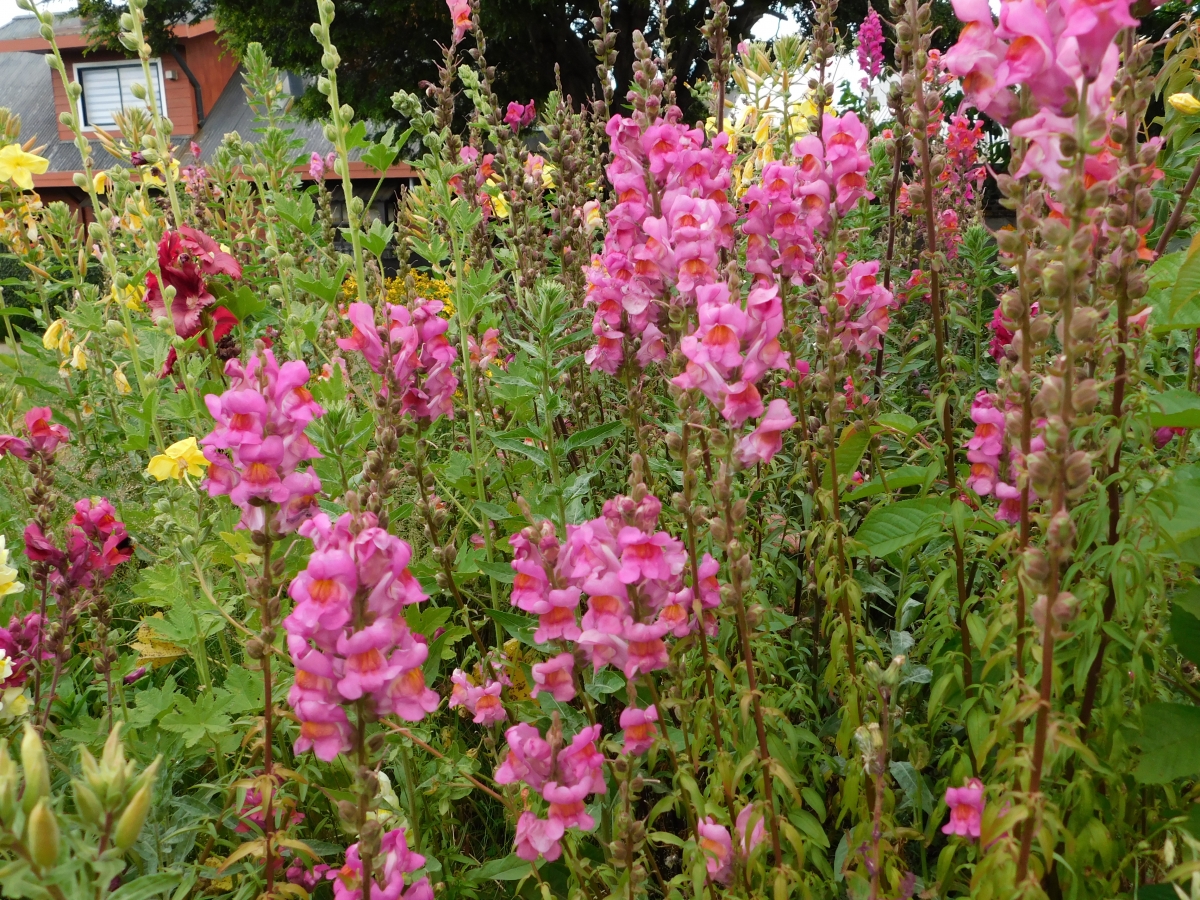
[141,159,180,189]
[540,163,556,190]
[492,190,510,218]
[114,367,132,394]
[92,172,108,195]
[42,319,67,354]
[0,536,24,599]
[146,436,209,481]
[0,144,49,192]
[71,342,88,371]
[1170,93,1200,115]
[753,113,774,145]
[122,283,144,310]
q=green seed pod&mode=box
[27,798,59,870]
[20,724,49,815]
[114,783,152,852]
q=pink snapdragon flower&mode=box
[329,827,431,900]
[965,391,1005,496]
[736,804,767,860]
[145,227,242,340]
[504,100,537,133]
[202,349,323,534]
[0,407,71,463]
[942,778,985,838]
[446,0,472,44]
[698,817,734,883]
[736,398,796,466]
[530,652,576,702]
[336,301,458,422]
[285,510,437,759]
[620,705,659,755]
[448,670,507,725]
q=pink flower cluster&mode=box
[584,108,735,374]
[309,151,338,181]
[964,391,1045,523]
[857,7,885,82]
[697,806,768,883]
[329,827,431,900]
[24,498,133,595]
[510,491,721,682]
[830,260,899,359]
[495,722,606,861]
[448,666,506,725]
[337,300,458,422]
[944,0,1137,188]
[944,114,986,205]
[0,613,48,688]
[285,510,438,761]
[0,407,70,462]
[201,349,324,534]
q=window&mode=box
[74,61,166,129]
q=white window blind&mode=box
[78,62,164,129]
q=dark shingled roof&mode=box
[0,14,85,42]
[0,42,365,173]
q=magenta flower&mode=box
[335,619,408,700]
[620,704,659,756]
[617,527,685,585]
[965,391,1005,496]
[504,100,536,133]
[145,227,241,339]
[857,7,885,80]
[495,722,554,789]
[308,152,327,181]
[736,399,796,466]
[942,778,985,838]
[530,652,576,703]
[544,780,594,831]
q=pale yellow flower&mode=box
[141,158,180,189]
[1171,93,1200,115]
[146,437,209,481]
[92,172,109,195]
[0,687,28,722]
[0,144,49,191]
[540,163,556,190]
[42,319,67,354]
[753,113,774,145]
[492,190,510,218]
[71,342,88,371]
[0,536,24,600]
[114,367,132,394]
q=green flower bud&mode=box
[0,742,18,825]
[20,724,49,815]
[72,780,104,828]
[114,783,152,852]
[27,798,59,870]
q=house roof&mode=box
[0,13,218,52]
[0,27,415,186]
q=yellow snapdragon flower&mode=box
[146,437,210,481]
[42,319,69,355]
[0,144,49,192]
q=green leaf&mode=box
[361,220,395,259]
[110,873,183,900]
[482,608,540,647]
[295,259,351,305]
[1169,246,1200,318]
[585,669,624,701]
[160,693,232,748]
[875,412,920,436]
[221,286,268,322]
[469,854,534,881]
[475,500,515,522]
[889,761,934,814]
[787,808,830,849]
[1151,390,1200,429]
[846,465,934,500]
[362,140,400,173]
[822,423,871,489]
[477,561,516,584]
[1135,702,1200,783]
[852,497,949,558]
[563,421,624,454]
[488,429,548,468]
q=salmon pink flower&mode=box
[534,587,582,643]
[736,804,767,860]
[293,700,353,762]
[446,0,471,44]
[620,705,659,755]
[736,399,796,466]
[698,817,733,883]
[514,812,564,862]
[495,722,554,789]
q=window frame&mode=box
[71,59,168,130]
